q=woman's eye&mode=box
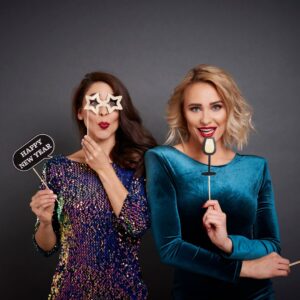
[211,104,222,111]
[190,106,201,112]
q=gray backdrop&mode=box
[1,0,299,299]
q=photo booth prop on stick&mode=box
[290,260,300,267]
[12,134,55,188]
[202,137,216,200]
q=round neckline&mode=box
[166,145,240,167]
[60,154,115,166]
[58,154,114,167]
[57,154,89,167]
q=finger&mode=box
[203,200,222,211]
[38,197,56,205]
[82,146,93,162]
[204,212,226,226]
[82,140,94,157]
[203,215,221,230]
[38,189,54,194]
[202,206,213,220]
[203,210,223,220]
[205,214,223,222]
[31,199,55,210]
[203,223,212,231]
[31,194,57,204]
[277,266,290,275]
[204,216,223,227]
[39,202,55,210]
[34,205,55,218]
[31,200,56,212]
[205,211,224,218]
[33,189,54,198]
[278,258,290,265]
[274,270,289,277]
[278,262,291,270]
[202,216,212,230]
[83,135,98,152]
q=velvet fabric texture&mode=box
[145,146,280,299]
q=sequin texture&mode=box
[33,155,149,300]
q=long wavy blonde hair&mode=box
[165,64,253,150]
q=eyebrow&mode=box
[187,100,223,106]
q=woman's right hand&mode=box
[240,252,290,279]
[30,189,57,225]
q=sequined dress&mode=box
[34,155,149,300]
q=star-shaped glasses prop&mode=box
[84,93,123,115]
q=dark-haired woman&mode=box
[30,72,156,299]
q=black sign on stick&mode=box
[12,134,55,171]
[12,134,55,189]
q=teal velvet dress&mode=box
[145,146,280,300]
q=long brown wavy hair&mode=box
[72,71,157,176]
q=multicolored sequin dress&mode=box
[33,155,149,300]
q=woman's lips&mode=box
[198,127,217,138]
[98,122,110,129]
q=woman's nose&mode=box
[200,110,212,125]
[99,106,108,116]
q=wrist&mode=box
[39,220,53,228]
[219,237,233,254]
[240,260,252,278]
[96,163,114,178]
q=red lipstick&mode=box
[99,122,110,129]
[198,127,216,138]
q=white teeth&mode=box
[200,128,215,133]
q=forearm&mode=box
[156,236,241,283]
[97,165,128,217]
[35,222,57,251]
[239,252,290,279]
[225,235,280,260]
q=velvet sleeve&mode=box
[114,176,150,238]
[145,150,242,283]
[32,160,61,257]
[226,160,281,260]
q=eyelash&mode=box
[190,107,201,112]
[190,104,223,112]
[212,104,222,111]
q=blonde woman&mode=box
[145,65,290,299]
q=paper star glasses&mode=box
[84,93,123,115]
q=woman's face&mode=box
[77,81,120,142]
[183,82,227,147]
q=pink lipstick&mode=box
[198,127,216,138]
[99,122,110,129]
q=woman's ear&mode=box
[77,108,83,120]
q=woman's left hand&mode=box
[202,200,232,254]
[81,135,111,173]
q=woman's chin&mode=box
[92,132,115,143]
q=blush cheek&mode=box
[111,120,119,133]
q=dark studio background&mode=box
[1,0,299,299]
